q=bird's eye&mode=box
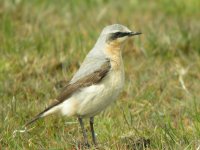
[110,32,130,40]
[113,32,123,38]
[114,32,121,37]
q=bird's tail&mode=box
[25,103,61,127]
[24,112,44,127]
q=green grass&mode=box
[1,0,200,149]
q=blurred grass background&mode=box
[0,0,200,149]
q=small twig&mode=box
[197,145,200,150]
[65,121,77,125]
[12,126,35,138]
[13,127,27,138]
[176,65,191,95]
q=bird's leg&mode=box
[78,117,90,147]
[90,117,97,145]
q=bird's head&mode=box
[89,24,141,59]
[101,24,142,44]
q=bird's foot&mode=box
[77,141,90,149]
[84,142,90,148]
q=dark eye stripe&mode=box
[110,32,130,40]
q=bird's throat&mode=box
[105,41,123,70]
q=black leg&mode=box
[78,117,90,147]
[90,117,97,145]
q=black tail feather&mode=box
[24,103,59,127]
[25,114,42,127]
[25,98,63,127]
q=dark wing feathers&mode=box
[25,60,111,127]
[57,60,111,101]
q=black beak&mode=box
[128,32,142,36]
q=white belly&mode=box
[75,69,124,118]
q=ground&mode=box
[0,0,200,149]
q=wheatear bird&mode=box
[25,24,141,146]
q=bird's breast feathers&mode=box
[76,66,125,117]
